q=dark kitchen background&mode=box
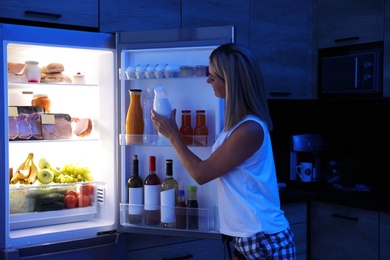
[269,98,390,187]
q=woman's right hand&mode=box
[151,109,179,139]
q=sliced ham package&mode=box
[8,107,72,141]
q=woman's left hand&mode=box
[151,109,179,139]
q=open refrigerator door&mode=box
[116,26,234,237]
[2,24,119,250]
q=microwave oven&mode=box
[320,52,383,95]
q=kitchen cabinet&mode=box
[310,201,379,260]
[383,0,390,97]
[249,0,316,99]
[0,0,98,29]
[181,0,250,47]
[100,0,181,33]
[125,234,226,259]
[317,0,384,49]
[380,212,390,259]
[282,202,308,260]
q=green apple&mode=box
[37,168,54,184]
[38,158,51,169]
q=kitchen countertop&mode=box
[283,181,389,212]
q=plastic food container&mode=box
[164,64,179,78]
[180,66,195,77]
[195,65,208,77]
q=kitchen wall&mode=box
[269,98,390,187]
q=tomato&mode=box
[65,190,79,199]
[78,194,90,207]
[80,184,94,196]
[64,195,78,208]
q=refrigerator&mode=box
[1,23,234,259]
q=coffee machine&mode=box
[290,134,323,182]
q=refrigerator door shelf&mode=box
[119,203,217,232]
[119,134,214,147]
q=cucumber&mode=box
[36,202,65,212]
[36,193,64,205]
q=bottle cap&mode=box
[178,190,185,196]
[187,186,197,192]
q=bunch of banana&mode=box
[10,153,38,185]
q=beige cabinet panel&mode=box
[100,0,181,33]
[317,0,384,48]
[311,201,379,260]
[380,212,390,259]
[0,0,98,28]
[250,0,315,99]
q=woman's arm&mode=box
[152,109,264,184]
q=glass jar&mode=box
[194,110,208,146]
[24,61,41,83]
[31,94,51,112]
[180,110,193,145]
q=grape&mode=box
[52,163,93,183]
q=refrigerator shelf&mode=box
[119,134,215,147]
[119,203,216,232]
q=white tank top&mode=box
[212,115,289,237]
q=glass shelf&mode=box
[118,134,214,147]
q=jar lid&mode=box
[182,110,191,113]
[196,110,206,113]
[33,94,48,98]
[187,186,197,192]
[178,190,185,196]
[25,61,39,64]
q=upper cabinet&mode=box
[100,0,181,33]
[250,0,316,99]
[181,0,250,47]
[0,0,98,29]
[317,0,384,49]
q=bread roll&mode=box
[46,63,64,73]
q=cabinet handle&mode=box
[334,36,360,43]
[331,213,359,221]
[24,11,62,20]
[163,255,193,260]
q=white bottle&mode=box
[153,86,172,145]
[143,88,158,145]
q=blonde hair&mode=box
[209,43,273,131]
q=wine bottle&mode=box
[160,159,178,228]
[127,155,143,224]
[144,156,161,225]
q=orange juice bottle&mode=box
[126,89,144,144]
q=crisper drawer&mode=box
[0,0,98,28]
[9,182,103,230]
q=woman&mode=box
[151,43,296,259]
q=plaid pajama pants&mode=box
[233,227,296,259]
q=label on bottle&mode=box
[128,187,143,214]
[144,185,160,210]
[160,189,175,223]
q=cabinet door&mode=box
[250,0,315,99]
[0,0,98,28]
[311,201,379,260]
[181,0,250,46]
[100,0,181,33]
[380,212,390,259]
[126,234,225,260]
[282,202,307,260]
[317,0,384,49]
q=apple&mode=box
[38,158,51,169]
[37,168,54,184]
